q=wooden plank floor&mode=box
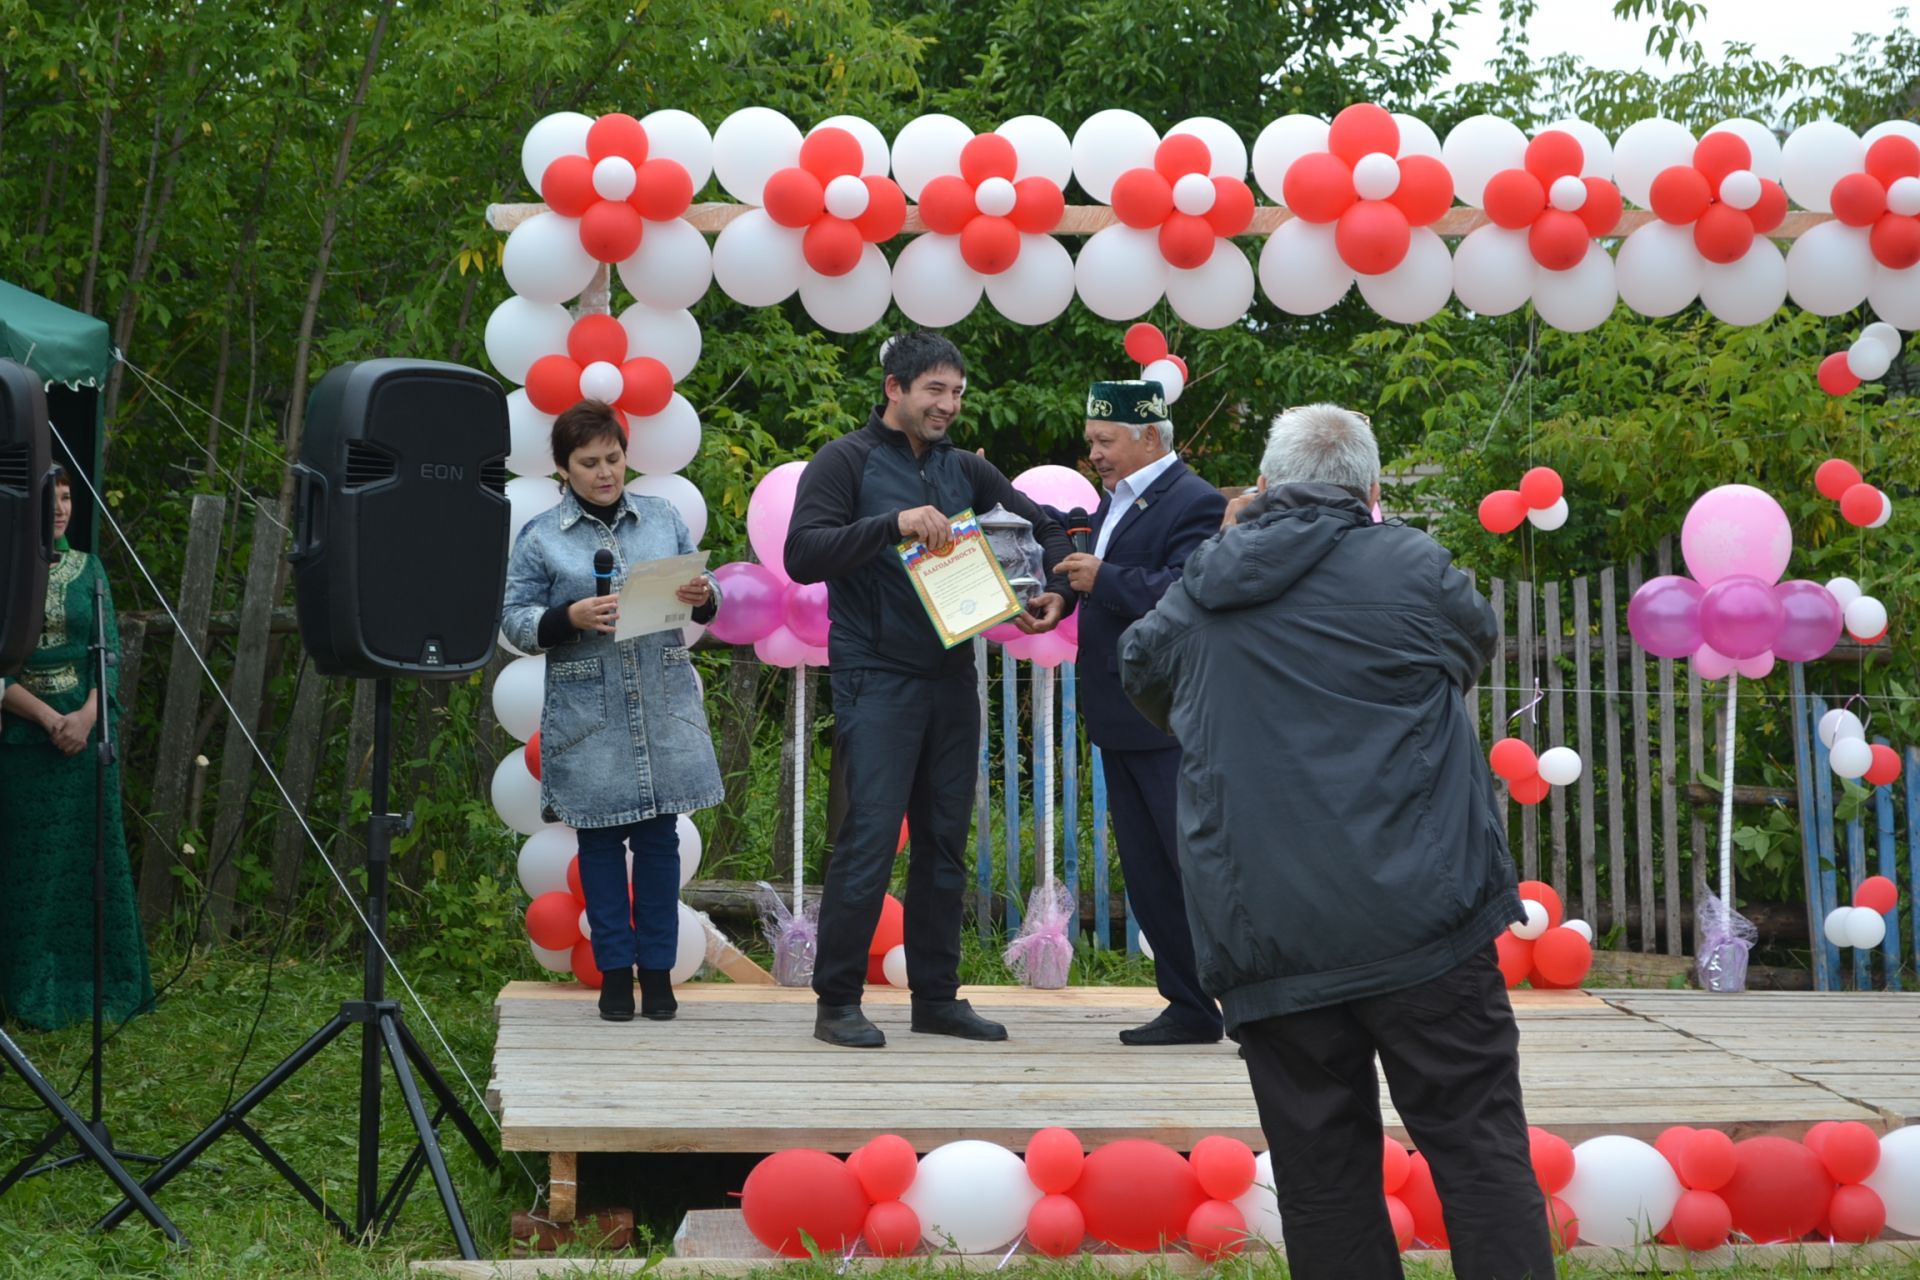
[489,982,1899,1156]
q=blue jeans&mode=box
[576,816,681,974]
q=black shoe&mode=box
[1119,1011,1223,1046]
[598,968,635,1023]
[638,969,677,1021]
[910,998,1008,1041]
[815,1003,885,1048]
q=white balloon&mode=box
[1563,919,1595,943]
[1786,222,1874,316]
[825,173,872,219]
[903,1141,1040,1253]
[492,749,546,836]
[1848,908,1888,949]
[1831,736,1875,779]
[1511,899,1550,940]
[1073,224,1166,320]
[1533,241,1617,333]
[1616,222,1701,317]
[671,901,706,984]
[1137,930,1154,961]
[531,940,574,974]
[891,113,975,201]
[578,909,592,941]
[1443,114,1529,208]
[1252,114,1332,204]
[1705,119,1783,181]
[1357,228,1452,323]
[507,474,562,545]
[1167,115,1248,180]
[1392,112,1442,160]
[1864,120,1920,152]
[1613,118,1696,209]
[579,360,624,402]
[1071,108,1160,204]
[1165,241,1254,330]
[711,106,802,206]
[1452,225,1534,316]
[617,217,712,310]
[593,155,638,201]
[1233,1151,1284,1243]
[518,826,578,898]
[1172,171,1218,215]
[639,109,714,194]
[1824,906,1858,947]
[1871,491,1894,530]
[676,814,703,889]
[893,232,985,326]
[1869,261,1920,329]
[1541,118,1613,179]
[506,389,557,479]
[1562,1136,1683,1248]
[627,393,702,476]
[1861,322,1904,361]
[1890,176,1920,216]
[627,474,708,545]
[711,209,804,306]
[985,234,1075,325]
[800,242,893,334]
[1849,335,1894,380]
[1538,745,1584,786]
[1260,217,1353,314]
[1846,595,1888,640]
[1863,1126,1920,1235]
[811,114,890,177]
[521,111,594,193]
[485,297,573,385]
[493,654,547,742]
[1141,358,1185,405]
[881,944,909,987]
[1782,120,1866,213]
[498,627,529,659]
[1717,169,1760,210]
[1352,152,1401,200]
[618,304,702,382]
[1549,174,1588,211]
[1529,497,1572,532]
[503,212,600,305]
[996,115,1075,187]
[1819,706,1866,747]
[1699,239,1786,326]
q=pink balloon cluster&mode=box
[708,461,828,667]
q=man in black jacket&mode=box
[784,332,1072,1049]
[1120,405,1552,1279]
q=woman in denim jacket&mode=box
[502,401,723,1022]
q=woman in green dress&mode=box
[0,466,153,1030]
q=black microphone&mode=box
[1066,507,1091,556]
[593,548,614,598]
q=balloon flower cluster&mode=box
[1488,738,1583,807]
[1816,456,1896,531]
[1819,321,1905,396]
[1478,466,1569,534]
[1494,880,1595,989]
[1821,873,1899,951]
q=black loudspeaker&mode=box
[0,359,57,678]
[290,359,509,678]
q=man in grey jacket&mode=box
[1120,405,1554,1280]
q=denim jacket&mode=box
[502,488,724,828]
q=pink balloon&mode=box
[709,561,786,645]
[1029,631,1076,668]
[1692,644,1736,679]
[1056,608,1080,645]
[1627,575,1705,659]
[754,624,809,668]
[1681,484,1792,587]
[984,621,1025,644]
[746,461,808,582]
[1699,573,1784,659]
[1000,631,1038,660]
[802,644,831,668]
[1372,502,1384,523]
[1012,464,1100,514]
[1773,579,1844,662]
[1736,649,1775,679]
[785,580,831,648]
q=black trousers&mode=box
[813,666,978,1007]
[1238,947,1555,1280]
[1102,745,1221,1035]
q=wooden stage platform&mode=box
[489,980,1920,1225]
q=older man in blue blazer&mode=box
[1053,379,1226,1045]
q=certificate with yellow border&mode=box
[896,509,1024,648]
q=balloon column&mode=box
[1495,880,1596,989]
[515,817,710,987]
[707,462,830,669]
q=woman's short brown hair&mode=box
[549,400,626,471]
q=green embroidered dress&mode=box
[0,545,154,1030]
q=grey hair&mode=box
[1259,404,1379,492]
[1122,419,1174,452]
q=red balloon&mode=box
[1489,737,1539,782]
[1389,155,1454,226]
[1692,202,1755,264]
[741,1149,869,1257]
[862,1200,920,1256]
[1511,773,1551,806]
[569,939,602,988]
[1186,1199,1247,1258]
[960,215,1021,275]
[1385,1194,1415,1251]
[870,893,904,956]
[960,132,1018,185]
[1529,1127,1575,1195]
[1026,1127,1086,1195]
[853,177,908,241]
[1070,1140,1205,1252]
[866,952,890,985]
[1518,879,1565,927]
[1870,214,1920,270]
[1335,200,1410,274]
[1720,1136,1834,1243]
[763,167,825,228]
[1546,1195,1580,1251]
[1841,482,1884,526]
[1154,133,1212,182]
[1577,178,1625,236]
[1519,466,1564,509]
[916,174,976,236]
[799,127,863,181]
[1831,172,1888,227]
[619,357,674,418]
[1854,874,1899,914]
[525,730,543,781]
[896,818,910,856]
[1820,351,1863,396]
[1655,1125,1697,1177]
[524,354,582,415]
[632,158,694,221]
[579,200,644,262]
[1749,178,1788,233]
[852,1134,918,1201]
[1009,178,1065,233]
[802,217,863,276]
[1478,488,1529,534]
[1829,1183,1887,1242]
[1867,135,1920,185]
[1865,743,1903,787]
[1027,1194,1086,1257]
[1328,103,1400,166]
[568,314,627,367]
[1124,323,1169,365]
[541,154,597,217]
[1190,1136,1256,1201]
[1112,168,1174,229]
[1528,964,1580,990]
[1495,932,1535,987]
[1166,354,1189,380]
[1525,130,1585,182]
[1483,168,1546,229]
[1819,1121,1882,1184]
[1529,209,1589,269]
[1399,1152,1448,1248]
[1283,151,1357,223]
[1669,1188,1733,1251]
[587,113,648,165]
[1693,131,1751,187]
[1650,165,1712,224]
[565,854,581,903]
[1159,212,1216,269]
[1205,177,1257,237]
[1532,928,1592,987]
[1383,1136,1412,1195]
[1679,1128,1736,1192]
[527,890,582,950]
[1816,458,1865,500]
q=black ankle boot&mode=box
[638,969,677,1021]
[814,1002,885,1048]
[598,967,634,1022]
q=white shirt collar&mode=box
[1109,450,1179,506]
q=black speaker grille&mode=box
[344,439,398,489]
[0,444,25,494]
[480,458,508,496]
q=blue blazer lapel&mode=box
[1103,459,1189,556]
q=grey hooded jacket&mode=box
[1119,483,1523,1033]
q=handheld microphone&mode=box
[593,548,615,598]
[1066,507,1092,556]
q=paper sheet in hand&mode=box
[614,552,711,639]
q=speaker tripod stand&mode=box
[96,678,498,1256]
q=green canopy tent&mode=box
[0,281,109,552]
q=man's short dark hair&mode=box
[880,331,965,397]
[549,400,625,470]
